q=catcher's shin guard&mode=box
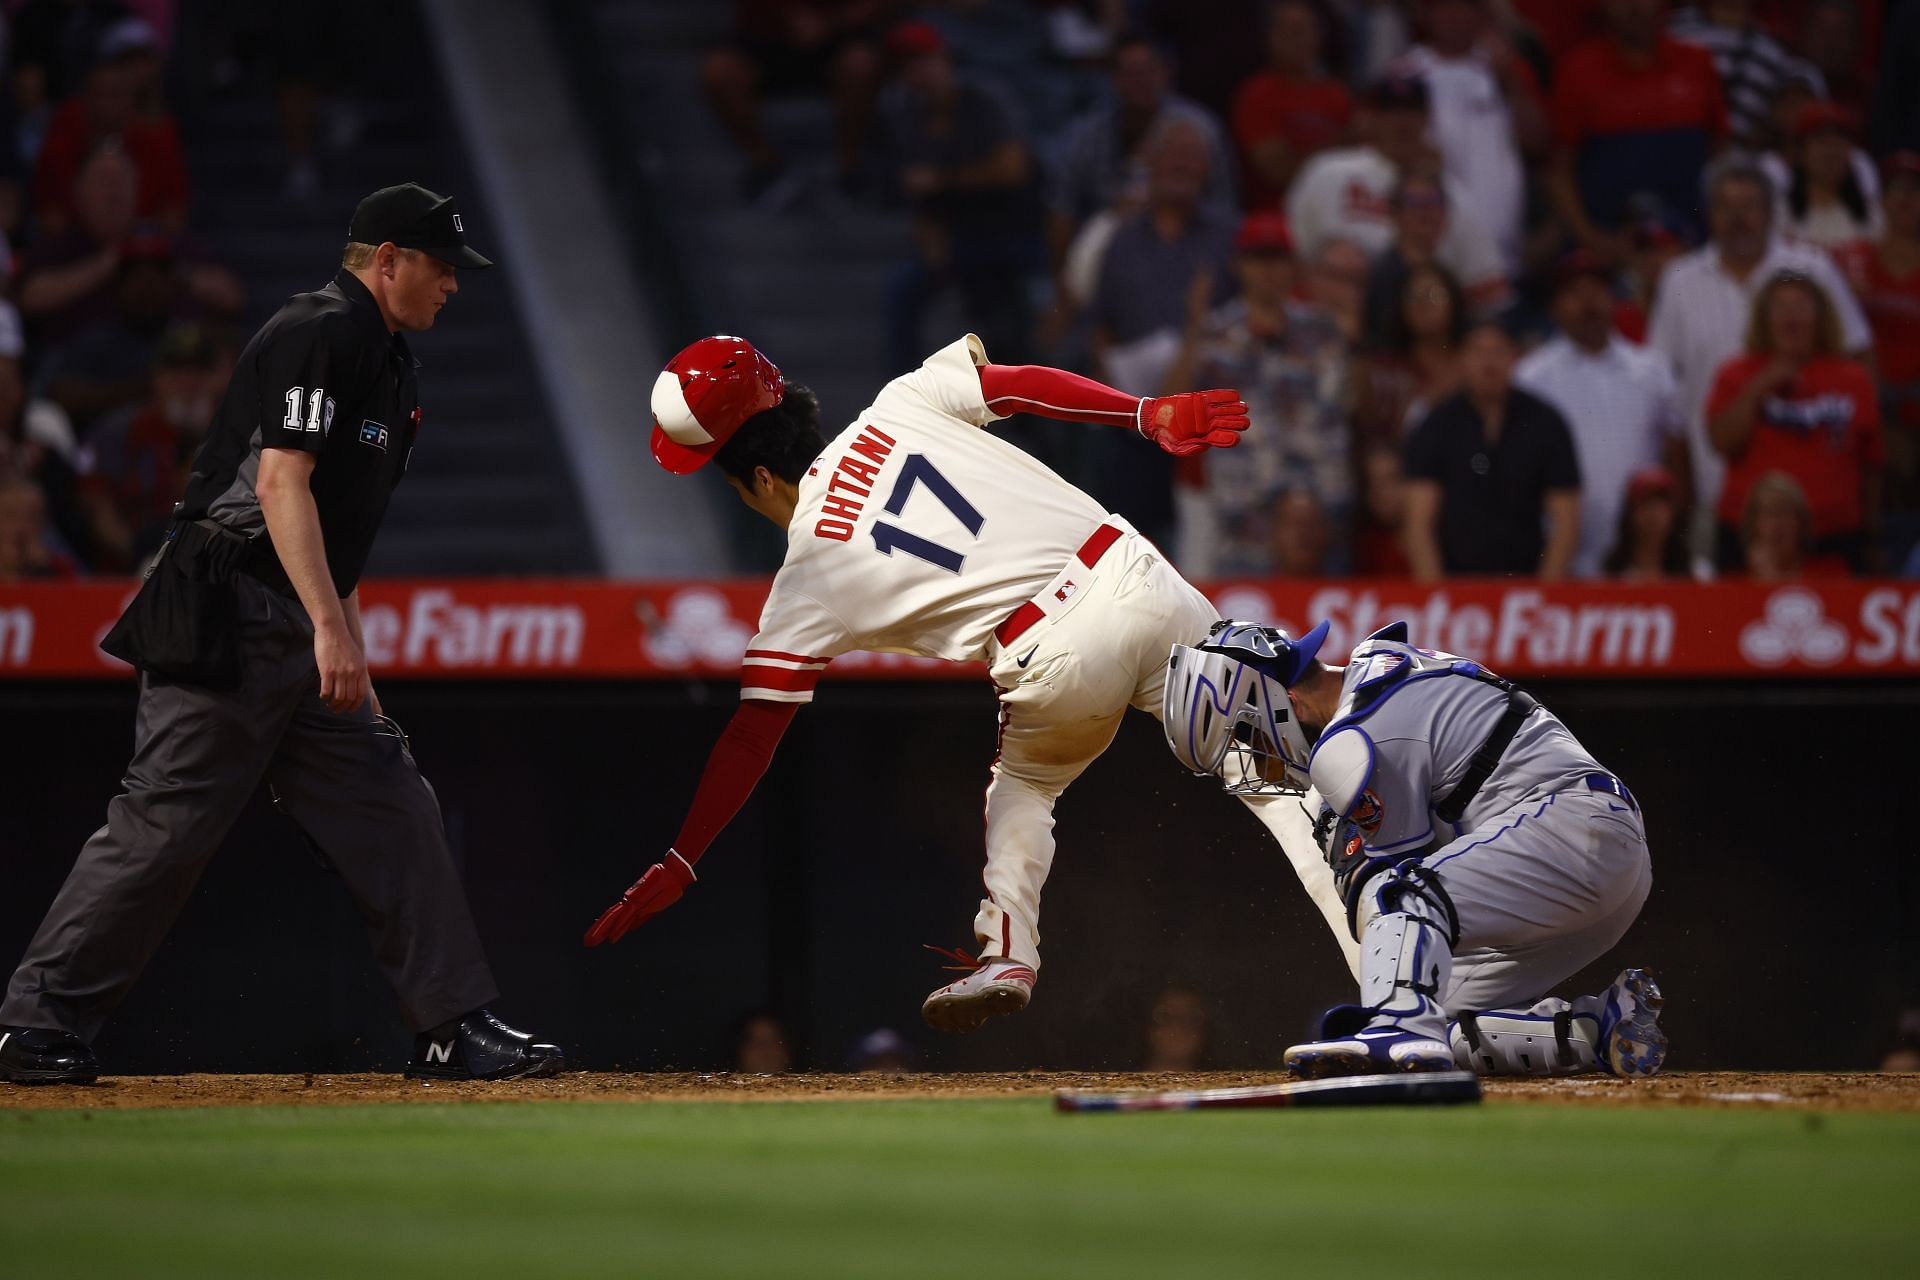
[1356,909,1452,1040]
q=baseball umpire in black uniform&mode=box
[0,184,562,1085]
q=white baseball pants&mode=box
[970,522,1357,974]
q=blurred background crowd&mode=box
[695,0,1920,585]
[0,1,251,584]
[2,0,1917,588]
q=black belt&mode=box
[1434,686,1538,825]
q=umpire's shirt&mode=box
[177,268,418,594]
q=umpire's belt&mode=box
[993,520,1127,648]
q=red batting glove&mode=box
[1137,389,1250,456]
[583,851,698,947]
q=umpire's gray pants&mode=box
[1,576,499,1042]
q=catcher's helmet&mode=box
[1163,619,1329,794]
[650,335,786,474]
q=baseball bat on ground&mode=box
[1054,1070,1482,1113]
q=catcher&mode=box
[1165,618,1668,1077]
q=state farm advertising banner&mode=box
[2,578,1919,680]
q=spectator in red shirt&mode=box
[76,325,217,572]
[34,36,189,234]
[1833,151,1920,567]
[1549,0,1730,257]
[1230,0,1352,210]
[17,145,245,350]
[1706,271,1883,571]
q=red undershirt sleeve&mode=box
[977,363,1144,429]
[670,699,800,863]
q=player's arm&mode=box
[975,361,1248,456]
[583,698,799,946]
[258,447,365,714]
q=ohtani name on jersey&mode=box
[813,425,897,542]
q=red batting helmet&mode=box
[649,335,786,475]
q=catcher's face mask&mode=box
[1163,621,1318,795]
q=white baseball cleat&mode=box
[921,956,1035,1033]
[1284,1025,1457,1079]
[1600,968,1668,1077]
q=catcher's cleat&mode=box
[921,956,1035,1034]
[0,1026,100,1085]
[1284,1025,1456,1079]
[1599,968,1668,1077]
[405,1009,564,1082]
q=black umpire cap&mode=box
[349,183,494,269]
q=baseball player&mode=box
[583,333,1357,1032]
[1164,619,1667,1077]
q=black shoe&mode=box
[0,1026,100,1084]
[405,1009,563,1081]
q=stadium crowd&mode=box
[705,0,1920,582]
[4,1,1916,588]
[0,1,251,585]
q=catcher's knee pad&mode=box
[1370,862,1460,947]
[1450,1009,1601,1076]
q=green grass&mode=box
[1,1099,1915,1278]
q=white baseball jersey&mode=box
[741,336,1111,703]
[1308,629,1608,859]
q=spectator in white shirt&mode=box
[1645,157,1870,560]
[1516,250,1688,578]
[1391,0,1549,275]
[1285,73,1503,292]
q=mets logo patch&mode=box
[1350,788,1385,836]
[359,420,390,451]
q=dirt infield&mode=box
[3,1070,1917,1111]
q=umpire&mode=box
[0,184,561,1085]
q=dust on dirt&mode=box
[4,1071,1918,1111]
